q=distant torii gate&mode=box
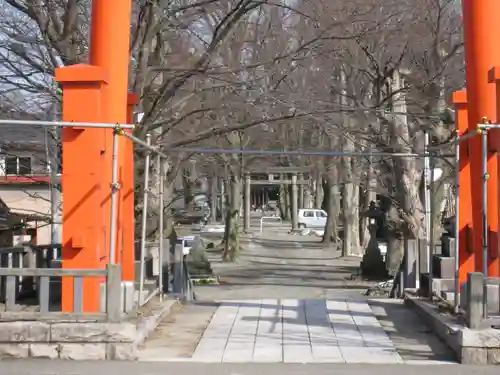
[456,0,500,290]
[55,0,134,312]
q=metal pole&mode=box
[428,153,436,299]
[423,131,431,275]
[162,147,436,158]
[49,107,60,259]
[158,154,164,301]
[0,119,134,129]
[454,131,461,313]
[481,129,489,318]
[138,134,152,306]
[109,130,120,264]
[478,123,500,129]
[122,132,168,157]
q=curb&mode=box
[134,299,179,347]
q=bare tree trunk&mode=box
[342,181,362,256]
[384,69,426,272]
[223,176,242,261]
[322,165,340,247]
[279,182,290,220]
[386,232,403,277]
[210,176,218,223]
[340,143,362,256]
[339,68,361,256]
[315,173,323,209]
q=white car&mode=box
[298,209,327,229]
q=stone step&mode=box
[419,274,455,297]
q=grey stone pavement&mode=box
[138,234,457,365]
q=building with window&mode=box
[0,121,60,245]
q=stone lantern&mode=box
[360,201,387,279]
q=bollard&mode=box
[404,238,419,289]
[466,272,484,329]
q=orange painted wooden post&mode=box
[55,64,108,312]
[452,91,475,288]
[89,0,133,266]
[120,93,137,281]
[462,0,500,277]
[489,67,500,276]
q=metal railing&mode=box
[135,133,167,307]
[0,120,172,316]
[260,216,283,233]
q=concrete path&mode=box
[192,299,402,363]
[139,235,456,365]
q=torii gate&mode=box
[53,1,500,312]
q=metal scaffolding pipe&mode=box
[163,147,437,158]
[108,130,120,264]
[424,132,431,277]
[481,130,489,318]
[138,134,152,306]
[428,153,436,299]
[454,135,461,313]
[158,156,165,301]
[0,119,134,129]
[122,131,168,158]
[477,123,500,129]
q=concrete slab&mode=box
[189,299,405,364]
[253,299,283,363]
[222,300,260,363]
[282,299,313,363]
[191,302,239,362]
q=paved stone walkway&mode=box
[139,235,456,364]
[192,299,402,363]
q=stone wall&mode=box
[405,294,500,365]
[0,321,138,360]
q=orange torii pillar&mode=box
[462,0,500,277]
[452,91,475,288]
[59,0,133,312]
[89,0,133,270]
[56,65,108,312]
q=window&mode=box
[18,157,31,175]
[303,211,314,218]
[5,156,18,175]
[317,211,327,218]
[4,156,32,175]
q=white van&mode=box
[298,209,327,228]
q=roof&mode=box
[0,176,51,185]
[0,122,50,147]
